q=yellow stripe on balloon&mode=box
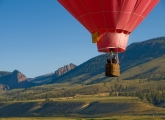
[92,32,98,43]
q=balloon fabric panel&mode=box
[58,0,159,52]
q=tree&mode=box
[109,91,113,96]
[103,82,106,86]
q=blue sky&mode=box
[0,0,165,78]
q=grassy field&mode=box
[3,77,165,102]
[120,55,165,79]
[1,67,165,118]
[0,116,165,120]
[0,96,164,117]
[0,96,139,103]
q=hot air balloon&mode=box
[58,0,159,77]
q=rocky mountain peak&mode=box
[0,70,32,89]
[0,84,9,90]
[55,63,77,76]
[13,70,19,73]
[52,63,77,80]
[12,70,27,83]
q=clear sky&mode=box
[0,0,165,78]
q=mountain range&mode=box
[0,63,77,89]
[0,36,165,89]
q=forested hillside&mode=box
[51,36,165,84]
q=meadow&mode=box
[0,78,165,118]
[0,116,165,120]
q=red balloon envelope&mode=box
[58,0,159,53]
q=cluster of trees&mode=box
[109,86,165,105]
[1,86,78,102]
[109,84,137,97]
[109,84,134,92]
[137,91,165,105]
[1,80,165,107]
[109,91,165,105]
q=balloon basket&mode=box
[105,63,120,77]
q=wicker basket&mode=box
[105,63,120,77]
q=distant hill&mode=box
[0,71,12,77]
[0,84,9,90]
[120,36,165,71]
[0,63,77,89]
[30,73,54,84]
[121,55,165,80]
[50,36,165,84]
[30,63,77,84]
